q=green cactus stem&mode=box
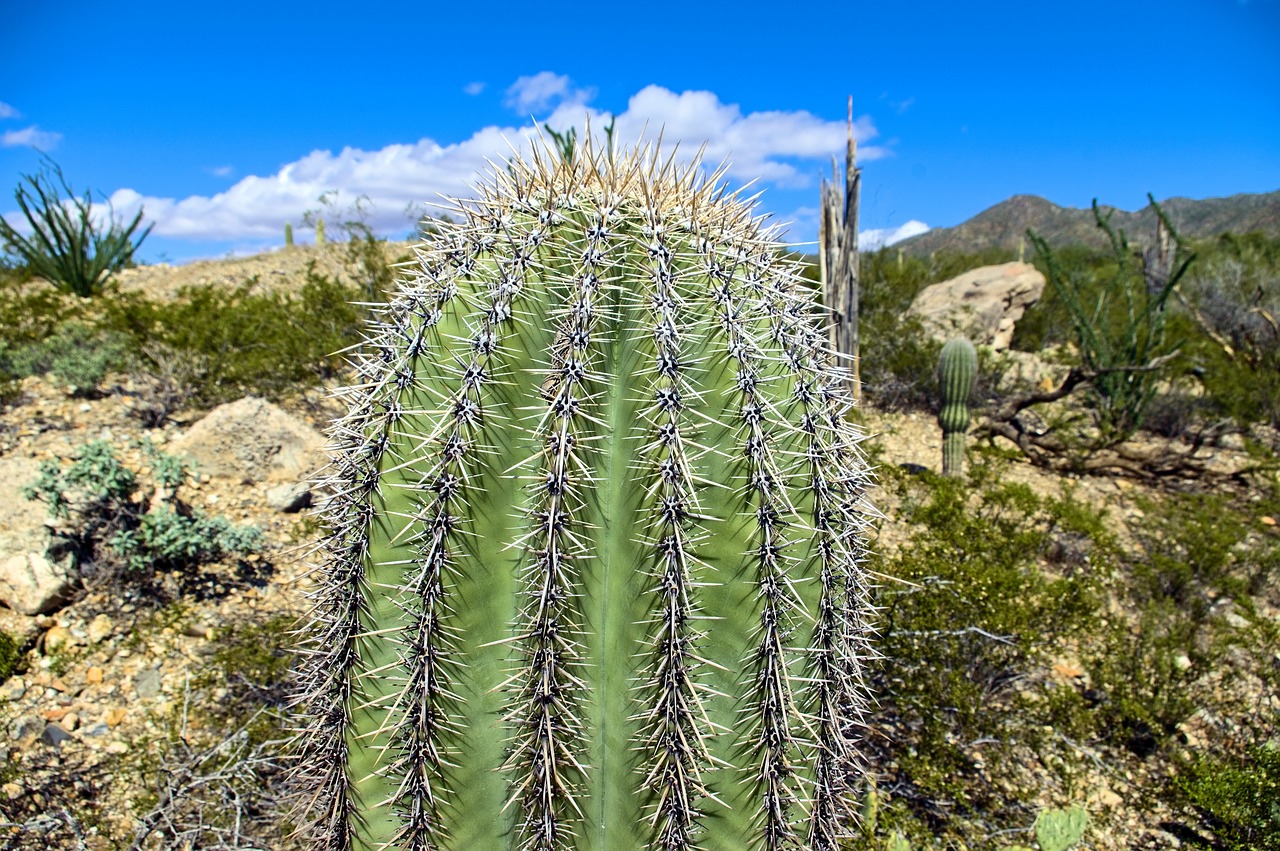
[937,337,976,477]
[315,218,326,246]
[293,136,877,851]
[285,222,294,247]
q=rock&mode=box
[41,723,73,748]
[1218,432,1246,451]
[908,261,1046,350]
[9,714,43,742]
[169,396,325,484]
[43,624,73,653]
[0,456,79,616]
[87,613,113,643]
[1,677,25,701]
[84,666,104,685]
[135,667,163,699]
[267,481,312,513]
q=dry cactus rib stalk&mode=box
[292,135,877,851]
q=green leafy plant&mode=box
[0,157,152,298]
[293,139,877,850]
[22,439,260,587]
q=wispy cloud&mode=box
[463,81,485,96]
[1,125,63,150]
[94,81,895,244]
[504,72,595,114]
[858,220,930,250]
[208,165,235,178]
[0,102,20,120]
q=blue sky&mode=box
[2,0,1278,264]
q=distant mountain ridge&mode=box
[895,189,1280,255]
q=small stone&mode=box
[87,613,113,643]
[81,722,109,737]
[1218,432,1246,451]
[42,706,69,722]
[10,715,43,741]
[103,708,127,727]
[1224,611,1250,629]
[62,712,79,731]
[49,677,70,693]
[1174,654,1193,671]
[40,723,73,748]
[84,666,104,685]
[135,667,163,698]
[2,782,21,800]
[1,678,26,701]
[42,624,72,653]
[266,481,312,513]
[1262,516,1277,527]
[106,740,129,754]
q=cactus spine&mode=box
[937,337,976,477]
[294,137,877,851]
[285,221,294,247]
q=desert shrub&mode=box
[0,630,21,683]
[21,440,260,590]
[1178,233,1280,428]
[124,343,207,427]
[863,461,1103,843]
[5,320,129,395]
[101,268,364,405]
[1178,743,1280,850]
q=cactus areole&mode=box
[294,138,877,851]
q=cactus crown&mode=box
[293,134,877,851]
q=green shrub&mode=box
[22,440,260,589]
[101,268,364,405]
[5,320,129,395]
[864,461,1102,843]
[0,630,21,683]
[1179,743,1280,850]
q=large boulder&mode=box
[169,396,325,484]
[0,457,78,616]
[909,261,1046,350]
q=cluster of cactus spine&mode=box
[293,135,877,850]
[937,337,976,477]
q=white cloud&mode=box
[1,125,62,150]
[93,82,899,244]
[858,220,930,250]
[0,102,19,120]
[209,165,235,177]
[504,72,594,114]
[463,81,485,96]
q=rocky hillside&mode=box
[896,188,1280,255]
[0,249,1276,850]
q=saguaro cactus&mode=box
[285,222,294,247]
[937,337,977,477]
[294,137,877,851]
